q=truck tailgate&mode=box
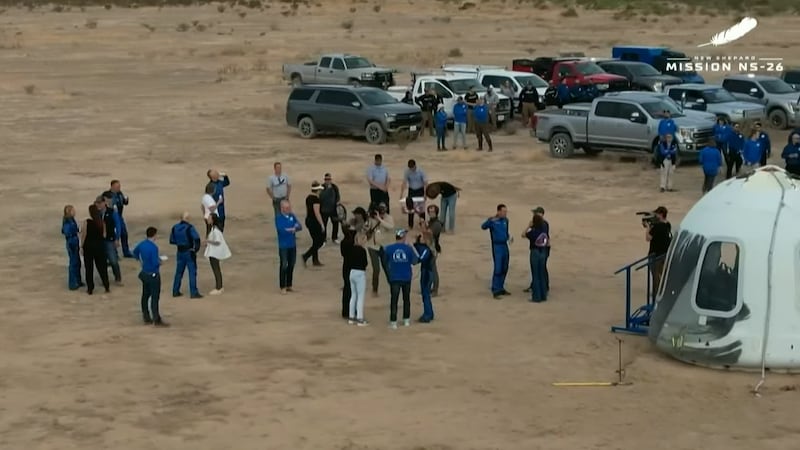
[534,107,589,141]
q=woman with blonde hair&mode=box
[80,203,110,295]
[61,205,84,290]
[204,213,231,295]
[347,229,369,326]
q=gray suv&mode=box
[285,85,422,145]
[721,74,800,129]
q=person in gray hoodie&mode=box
[484,86,500,129]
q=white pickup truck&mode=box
[387,72,512,124]
[441,64,548,109]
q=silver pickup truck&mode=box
[534,91,717,160]
[664,84,765,123]
[282,53,395,89]
[721,74,800,129]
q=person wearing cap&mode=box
[266,162,291,219]
[302,181,326,267]
[415,88,438,137]
[484,85,500,129]
[320,173,342,244]
[453,96,468,150]
[109,179,133,258]
[464,86,479,133]
[100,192,124,286]
[753,122,771,166]
[400,159,428,229]
[781,132,800,176]
[656,133,678,192]
[169,211,203,299]
[275,199,302,294]
[725,122,745,179]
[645,206,671,297]
[698,144,722,194]
[435,104,448,151]
[133,226,168,327]
[657,110,677,143]
[367,154,391,214]
[413,230,436,322]
[523,213,549,302]
[481,204,512,299]
[206,169,230,232]
[366,202,394,296]
[384,228,420,329]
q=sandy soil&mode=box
[2,2,800,449]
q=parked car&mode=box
[596,60,682,92]
[441,64,549,108]
[285,85,421,145]
[282,53,395,89]
[386,72,512,124]
[513,57,629,93]
[664,84,765,123]
[611,46,704,83]
[782,68,800,90]
[721,74,800,129]
[533,91,716,159]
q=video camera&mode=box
[637,211,658,227]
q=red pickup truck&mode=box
[513,57,629,92]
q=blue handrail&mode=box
[613,254,651,275]
[610,253,666,336]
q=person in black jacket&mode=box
[340,222,356,319]
[347,231,369,325]
[415,88,439,137]
[80,204,111,295]
[320,173,342,244]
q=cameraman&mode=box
[645,206,672,297]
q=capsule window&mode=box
[693,242,740,315]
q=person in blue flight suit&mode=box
[753,122,771,166]
[789,128,800,145]
[657,110,677,141]
[698,145,722,193]
[782,132,800,176]
[742,129,763,169]
[170,211,203,299]
[61,204,84,290]
[207,169,231,232]
[481,204,512,299]
[712,117,730,153]
[556,78,570,108]
[725,122,744,179]
[100,192,124,285]
[413,231,436,323]
[435,104,448,151]
[109,179,133,258]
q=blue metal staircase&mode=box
[610,254,664,336]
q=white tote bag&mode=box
[205,227,232,260]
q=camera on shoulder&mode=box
[636,211,658,227]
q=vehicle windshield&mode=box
[514,75,548,88]
[662,50,697,75]
[575,62,605,75]
[359,89,398,106]
[760,79,796,94]
[344,57,373,69]
[628,64,661,76]
[641,100,685,118]
[440,78,486,94]
[701,88,737,103]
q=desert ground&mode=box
[2,1,800,449]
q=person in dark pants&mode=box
[267,162,292,219]
[109,180,133,258]
[207,169,230,231]
[699,145,722,193]
[645,206,672,299]
[384,229,419,329]
[782,132,800,176]
[62,205,84,290]
[204,213,230,295]
[725,122,744,179]
[712,117,730,153]
[133,226,168,327]
[99,193,123,286]
[524,214,549,302]
[435,104,448,151]
[415,88,438,137]
[320,172,342,244]
[367,154,391,213]
[481,204,511,299]
[276,199,302,294]
[523,207,550,294]
[464,86,479,133]
[340,221,356,318]
[366,202,394,295]
[399,159,428,229]
[80,204,110,295]
[169,211,202,299]
[302,181,326,267]
[754,122,771,166]
[413,232,435,322]
[473,98,493,151]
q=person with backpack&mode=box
[524,214,549,303]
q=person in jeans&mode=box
[453,96,468,149]
[319,172,342,244]
[132,226,168,327]
[204,213,230,295]
[302,181,326,267]
[413,232,436,322]
[62,204,84,291]
[366,202,394,296]
[399,159,428,229]
[435,104,448,151]
[426,181,460,233]
[524,214,549,302]
[80,204,110,295]
[384,229,419,329]
[266,162,291,218]
[169,211,202,299]
[348,232,369,326]
[275,199,302,294]
[98,194,123,286]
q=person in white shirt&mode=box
[201,182,220,235]
[204,213,231,295]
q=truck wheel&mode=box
[298,117,316,139]
[768,109,788,129]
[349,78,362,88]
[549,133,574,158]
[290,74,303,87]
[365,121,386,145]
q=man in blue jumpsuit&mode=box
[170,212,203,299]
[754,122,771,166]
[207,169,231,232]
[109,179,133,257]
[481,204,512,299]
[100,192,124,285]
